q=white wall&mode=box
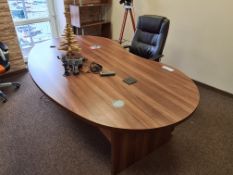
[111,0,233,94]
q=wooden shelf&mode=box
[81,20,110,28]
[78,3,111,7]
[70,2,111,38]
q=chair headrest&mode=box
[0,42,8,52]
[137,15,166,33]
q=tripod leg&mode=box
[119,9,129,44]
[129,9,136,32]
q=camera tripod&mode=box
[119,3,136,44]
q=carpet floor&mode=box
[0,72,232,175]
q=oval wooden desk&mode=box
[28,36,200,174]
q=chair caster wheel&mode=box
[1,94,7,103]
[13,82,21,89]
[2,99,7,103]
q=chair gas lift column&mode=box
[0,42,21,103]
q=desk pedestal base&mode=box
[99,126,175,174]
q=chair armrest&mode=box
[123,45,131,49]
[150,54,164,62]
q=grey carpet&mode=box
[0,72,232,175]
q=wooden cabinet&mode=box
[70,0,111,38]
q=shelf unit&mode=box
[70,0,111,38]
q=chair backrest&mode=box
[0,42,10,72]
[129,15,170,61]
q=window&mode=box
[8,0,58,59]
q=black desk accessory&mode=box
[90,62,103,73]
[123,77,137,85]
[100,71,116,76]
[57,54,86,76]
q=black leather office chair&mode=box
[126,15,170,62]
[0,42,20,103]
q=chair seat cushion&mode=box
[0,65,5,74]
[130,40,156,59]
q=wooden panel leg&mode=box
[110,126,175,175]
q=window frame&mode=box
[8,0,58,59]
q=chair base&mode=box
[0,90,7,103]
[0,82,21,103]
[0,82,20,88]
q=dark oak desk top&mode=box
[28,36,200,131]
